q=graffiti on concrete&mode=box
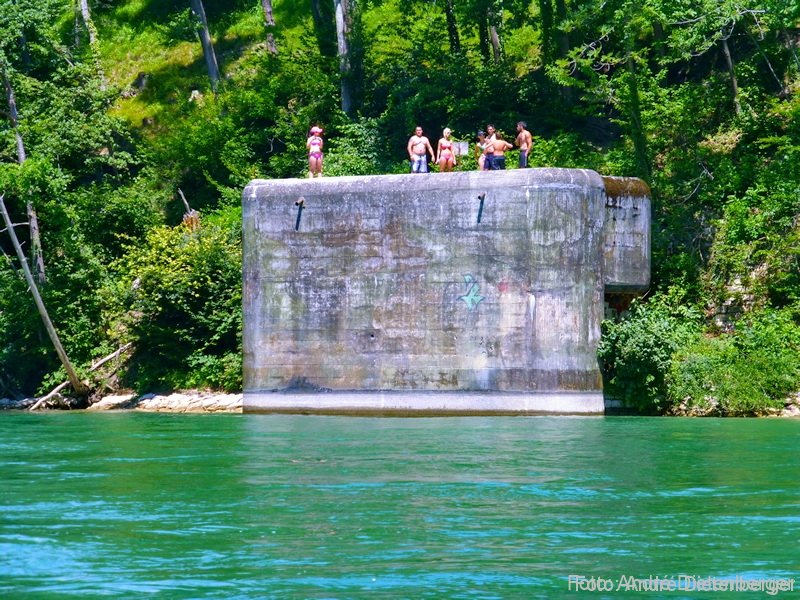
[458,274,485,311]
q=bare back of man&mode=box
[488,133,513,170]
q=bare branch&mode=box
[29,343,134,411]
[0,196,87,396]
[177,188,192,213]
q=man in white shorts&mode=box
[407,126,435,173]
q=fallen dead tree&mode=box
[29,343,133,411]
[1,194,87,398]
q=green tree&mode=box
[103,215,242,392]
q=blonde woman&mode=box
[435,127,456,172]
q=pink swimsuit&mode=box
[440,140,455,163]
[308,136,323,159]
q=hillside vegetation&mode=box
[0,0,798,413]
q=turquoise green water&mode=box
[1,414,798,599]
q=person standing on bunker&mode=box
[488,128,512,170]
[515,121,533,168]
[306,126,324,178]
[436,127,457,172]
[475,130,489,170]
[407,126,435,173]
[483,123,499,170]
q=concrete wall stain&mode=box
[242,169,650,413]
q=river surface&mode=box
[1,413,798,599]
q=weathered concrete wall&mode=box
[242,168,650,414]
[602,176,651,293]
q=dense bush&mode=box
[667,310,800,415]
[323,116,387,176]
[601,300,800,415]
[101,209,242,393]
[598,298,703,413]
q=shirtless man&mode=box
[488,129,513,170]
[407,126,435,173]
[515,121,533,168]
[484,124,497,170]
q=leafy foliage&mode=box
[667,309,800,415]
[101,211,242,392]
[598,299,702,413]
[323,116,387,176]
[0,0,798,408]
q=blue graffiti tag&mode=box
[458,274,485,311]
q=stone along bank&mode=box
[243,169,650,414]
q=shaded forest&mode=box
[0,0,798,414]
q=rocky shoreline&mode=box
[667,392,800,418]
[1,391,799,416]
[89,392,243,413]
[0,391,242,413]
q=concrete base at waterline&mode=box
[243,391,605,415]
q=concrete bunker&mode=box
[243,168,650,414]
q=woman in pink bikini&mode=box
[435,127,456,172]
[306,126,324,177]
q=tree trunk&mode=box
[720,36,741,115]
[782,29,800,72]
[1,62,26,164]
[261,0,278,54]
[487,1,502,62]
[31,343,133,410]
[478,12,490,63]
[744,27,783,93]
[78,0,97,45]
[74,4,81,46]
[26,201,46,284]
[19,32,31,70]
[444,0,461,55]
[652,21,666,63]
[2,61,46,284]
[0,195,87,396]
[77,0,107,88]
[189,0,221,93]
[489,25,501,62]
[334,0,353,114]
